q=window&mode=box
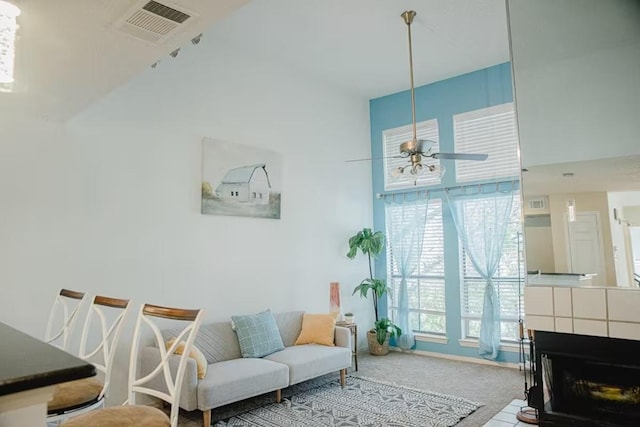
[386,199,446,334]
[460,195,524,342]
[454,103,520,183]
[381,103,523,348]
[383,119,440,190]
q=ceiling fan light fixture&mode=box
[428,164,446,179]
[345,11,488,181]
[397,10,442,182]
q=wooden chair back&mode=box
[45,289,87,351]
[78,295,131,400]
[127,303,203,427]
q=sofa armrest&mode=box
[334,326,351,349]
[140,347,199,411]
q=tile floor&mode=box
[483,399,538,427]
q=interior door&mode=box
[566,212,606,285]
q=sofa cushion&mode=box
[294,313,336,346]
[162,321,242,364]
[231,310,285,358]
[272,310,304,347]
[197,358,289,409]
[264,344,351,385]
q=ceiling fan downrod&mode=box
[402,10,418,147]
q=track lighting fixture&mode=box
[169,48,180,58]
[191,33,202,45]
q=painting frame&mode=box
[201,138,282,219]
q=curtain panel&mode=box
[446,189,515,359]
[383,195,431,350]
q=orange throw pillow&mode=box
[294,313,336,346]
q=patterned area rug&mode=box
[214,376,482,427]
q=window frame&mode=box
[453,102,520,183]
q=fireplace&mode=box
[534,331,640,426]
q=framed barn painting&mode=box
[201,138,282,219]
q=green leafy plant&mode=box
[374,318,402,346]
[347,227,402,345]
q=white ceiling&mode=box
[523,156,640,196]
[1,0,250,121]
[0,0,510,121]
[206,0,511,100]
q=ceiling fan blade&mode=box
[345,155,404,163]
[434,153,488,161]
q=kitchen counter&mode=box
[0,322,95,426]
[527,271,596,286]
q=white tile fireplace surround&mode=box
[525,285,640,340]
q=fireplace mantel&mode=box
[524,285,640,340]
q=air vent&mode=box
[529,199,545,210]
[142,1,190,23]
[526,197,549,214]
[115,1,196,44]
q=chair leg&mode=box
[276,389,282,403]
[203,409,211,427]
[340,368,346,388]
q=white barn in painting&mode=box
[215,164,271,204]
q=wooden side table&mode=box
[336,321,358,371]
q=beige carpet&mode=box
[178,351,523,427]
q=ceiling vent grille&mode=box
[529,199,545,210]
[526,197,549,214]
[115,1,195,44]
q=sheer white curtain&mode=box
[384,196,429,350]
[447,190,514,359]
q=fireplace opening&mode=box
[535,331,640,427]
[543,356,640,424]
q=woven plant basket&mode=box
[367,330,390,356]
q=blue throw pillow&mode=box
[231,309,284,358]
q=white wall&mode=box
[509,0,640,167]
[0,36,373,404]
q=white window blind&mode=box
[461,194,524,342]
[386,199,446,335]
[383,119,440,190]
[454,103,520,183]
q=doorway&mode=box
[566,212,606,285]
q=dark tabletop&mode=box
[0,322,96,397]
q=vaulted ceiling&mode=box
[1,0,510,121]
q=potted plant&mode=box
[347,228,401,355]
[343,312,354,324]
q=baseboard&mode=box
[390,347,520,369]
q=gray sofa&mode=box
[141,310,352,427]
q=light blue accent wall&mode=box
[369,63,519,363]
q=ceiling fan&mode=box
[347,10,488,179]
